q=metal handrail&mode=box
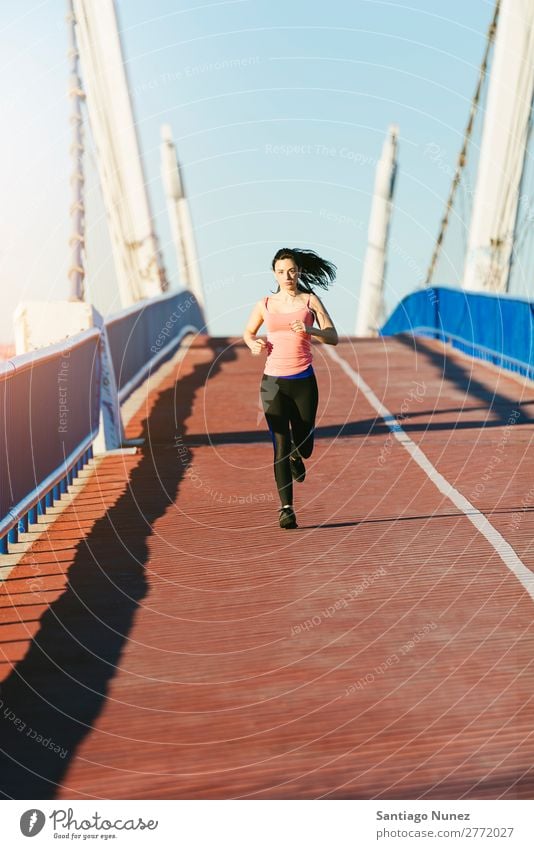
[409,325,534,376]
[0,329,101,551]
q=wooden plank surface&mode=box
[1,334,533,799]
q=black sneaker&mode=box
[279,506,298,529]
[290,450,306,483]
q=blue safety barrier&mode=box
[381,287,534,380]
[105,290,205,404]
[1,291,205,555]
[0,329,101,553]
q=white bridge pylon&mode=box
[463,0,534,293]
[355,124,399,337]
[160,124,207,320]
[73,0,167,306]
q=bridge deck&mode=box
[1,335,534,800]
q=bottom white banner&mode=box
[2,799,533,848]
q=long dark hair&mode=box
[271,248,336,293]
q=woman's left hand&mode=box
[290,320,309,334]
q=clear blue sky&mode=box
[0,0,496,341]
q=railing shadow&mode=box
[0,337,234,799]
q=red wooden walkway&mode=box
[1,334,534,799]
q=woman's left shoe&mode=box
[290,449,306,483]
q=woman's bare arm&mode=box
[290,292,339,345]
[243,300,269,355]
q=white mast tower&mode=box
[355,124,399,337]
[160,124,206,317]
[463,0,534,293]
[73,0,167,305]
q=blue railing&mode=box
[0,291,205,554]
[106,289,204,403]
[381,287,534,380]
[0,329,101,553]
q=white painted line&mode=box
[326,345,534,603]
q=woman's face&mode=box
[274,258,299,292]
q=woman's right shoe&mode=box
[279,506,298,529]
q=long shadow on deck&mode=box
[178,409,533,446]
[170,335,532,447]
[0,338,234,799]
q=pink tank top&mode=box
[262,295,315,376]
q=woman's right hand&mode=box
[250,338,269,356]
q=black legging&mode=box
[260,372,319,506]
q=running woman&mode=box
[243,248,339,529]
